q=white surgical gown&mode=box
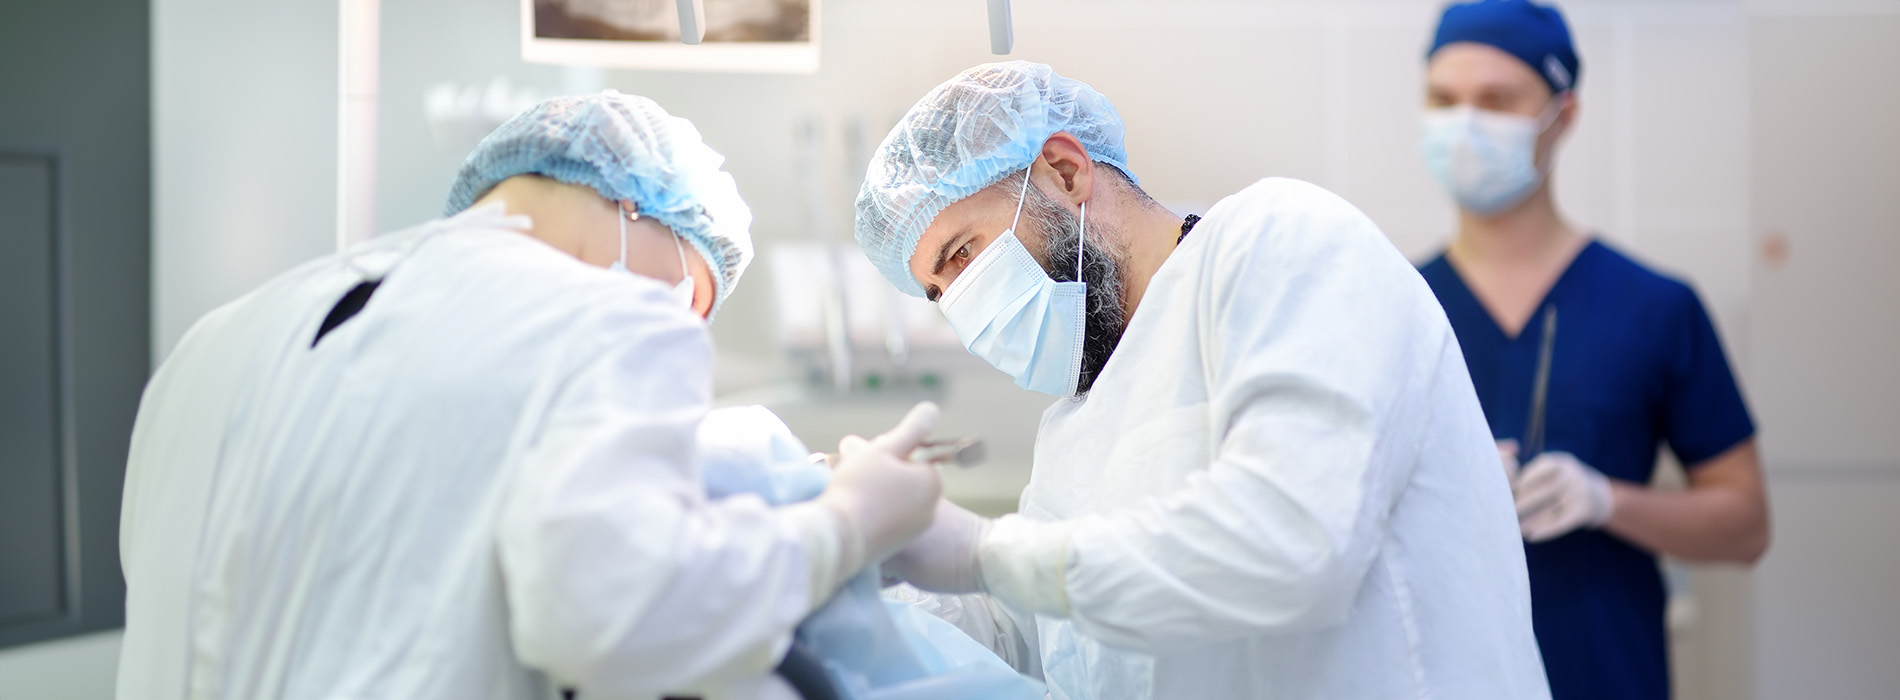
[117,206,808,700]
[915,179,1551,699]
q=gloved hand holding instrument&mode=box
[1506,306,1615,542]
[812,410,993,593]
[790,402,946,602]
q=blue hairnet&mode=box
[1429,0,1581,95]
[854,62,1135,297]
[445,90,753,316]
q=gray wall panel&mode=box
[0,157,65,627]
[0,0,149,648]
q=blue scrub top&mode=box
[1419,240,1754,700]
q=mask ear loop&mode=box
[616,203,637,269]
[673,233,691,285]
[1534,94,1569,132]
[1075,201,1086,283]
[1008,170,1030,234]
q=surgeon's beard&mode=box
[1021,182,1129,396]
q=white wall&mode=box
[1746,3,1900,698]
[0,631,121,700]
[150,0,340,363]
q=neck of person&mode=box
[470,176,617,261]
[1118,196,1190,321]
[1448,180,1584,270]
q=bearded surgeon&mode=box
[854,61,1552,700]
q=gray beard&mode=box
[1020,181,1128,396]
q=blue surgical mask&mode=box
[1421,102,1561,216]
[938,175,1087,397]
[609,208,696,309]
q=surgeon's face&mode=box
[910,179,1024,303]
[910,160,1132,394]
[1426,42,1576,164]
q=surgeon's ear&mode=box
[1037,131,1094,206]
[1536,95,1579,169]
[1551,94,1579,138]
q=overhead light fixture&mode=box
[989,0,1013,54]
[677,0,706,45]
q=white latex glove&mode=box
[1513,451,1614,543]
[817,402,944,576]
[883,498,990,593]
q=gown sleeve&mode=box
[495,294,832,697]
[978,179,1443,651]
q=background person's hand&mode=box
[1514,451,1614,542]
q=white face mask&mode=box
[608,208,696,309]
[938,175,1087,397]
[1420,101,1562,216]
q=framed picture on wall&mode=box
[522,0,818,74]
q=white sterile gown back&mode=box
[117,206,805,700]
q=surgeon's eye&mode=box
[951,242,973,266]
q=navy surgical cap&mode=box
[1429,0,1581,95]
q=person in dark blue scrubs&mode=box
[1415,2,1771,699]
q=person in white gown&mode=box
[853,62,1552,700]
[116,91,944,700]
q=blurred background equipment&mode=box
[679,0,708,44]
[988,0,1012,54]
[523,0,820,73]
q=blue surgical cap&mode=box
[854,61,1135,298]
[445,90,754,316]
[1429,0,1581,96]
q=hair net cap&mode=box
[855,61,1135,297]
[445,90,754,316]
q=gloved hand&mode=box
[818,402,944,573]
[883,498,990,593]
[1514,451,1614,542]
